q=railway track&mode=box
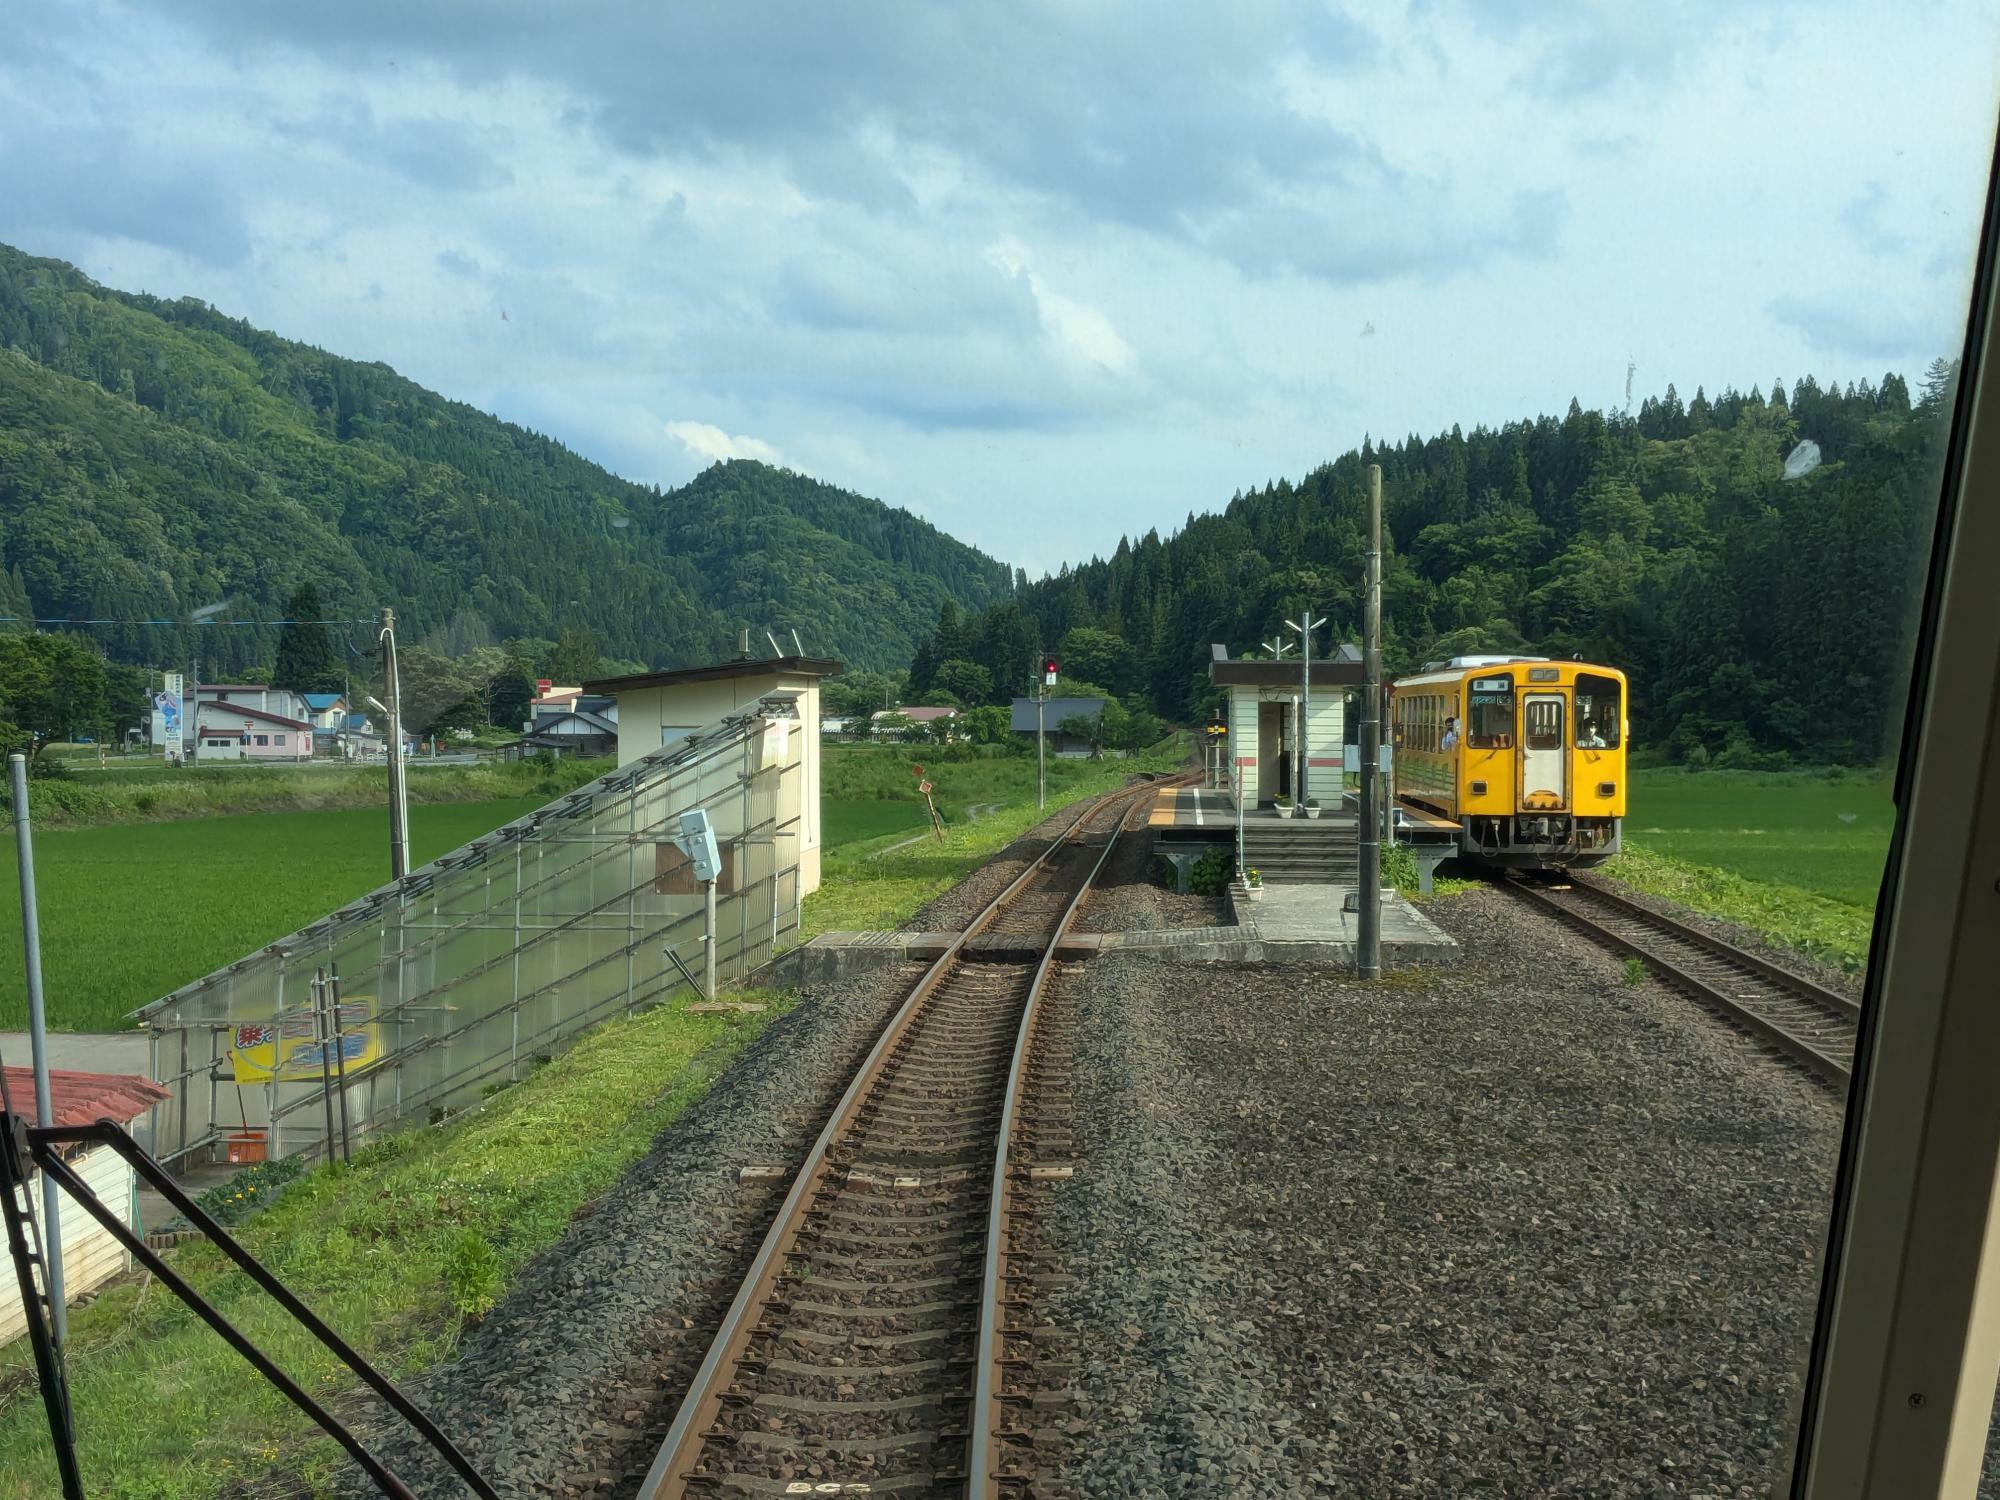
[1506,873,1861,1085]
[636,775,1183,1498]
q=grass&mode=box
[7,756,611,829]
[0,989,796,1499]
[1603,766,1893,973]
[803,738,1188,936]
[1603,844,1876,973]
[0,797,553,1032]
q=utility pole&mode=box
[1358,465,1383,978]
[379,609,410,880]
[1034,651,1061,811]
[9,754,63,1343]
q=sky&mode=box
[4,0,1999,578]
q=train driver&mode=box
[1579,718,1607,748]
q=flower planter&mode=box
[1304,804,1323,820]
[1240,883,1265,901]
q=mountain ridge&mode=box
[0,241,1014,675]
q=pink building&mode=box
[193,701,313,762]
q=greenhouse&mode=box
[134,695,806,1166]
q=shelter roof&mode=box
[1207,643,1364,689]
[2,1068,170,1127]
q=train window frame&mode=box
[1466,676,1514,749]
[1574,673,1622,749]
[1789,115,2000,1500]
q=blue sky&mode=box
[5,0,1998,575]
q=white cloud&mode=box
[985,237,1138,379]
[6,0,2000,580]
[664,420,784,467]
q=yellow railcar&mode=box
[1391,655,1628,869]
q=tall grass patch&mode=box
[0,990,795,1499]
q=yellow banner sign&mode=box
[230,999,380,1083]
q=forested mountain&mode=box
[0,243,1013,676]
[909,371,1953,766]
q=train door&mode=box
[1520,693,1568,809]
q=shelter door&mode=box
[1520,693,1568,810]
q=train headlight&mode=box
[1598,781,1617,798]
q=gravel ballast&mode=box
[1072,816,1229,933]
[1045,886,1844,1497]
[338,964,926,1498]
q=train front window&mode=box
[1524,697,1563,751]
[1467,678,1514,748]
[1575,674,1621,749]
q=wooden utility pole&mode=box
[1358,465,1383,978]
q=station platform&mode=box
[1147,783,1465,893]
[766,878,1455,985]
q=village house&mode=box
[1010,696,1108,756]
[193,699,314,761]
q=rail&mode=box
[636,774,1181,1497]
[1505,872,1859,1084]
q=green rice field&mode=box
[0,798,544,1033]
[1608,767,1895,971]
[1622,767,1894,907]
[821,797,931,847]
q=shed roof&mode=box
[1010,696,1106,732]
[2,1068,170,1127]
[585,655,843,695]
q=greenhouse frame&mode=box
[133,696,806,1166]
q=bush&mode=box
[191,1155,306,1228]
[445,1229,502,1321]
[1184,846,1235,895]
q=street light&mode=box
[1286,608,1326,807]
[368,607,411,880]
[181,600,230,763]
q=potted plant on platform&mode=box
[1241,867,1265,900]
[1274,795,1295,818]
[1303,797,1323,820]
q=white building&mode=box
[193,700,314,762]
[586,653,842,894]
[1209,642,1363,807]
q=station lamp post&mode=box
[1286,608,1326,806]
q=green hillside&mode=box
[0,243,1014,675]
[910,369,1953,766]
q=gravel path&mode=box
[334,964,926,1499]
[1072,816,1228,933]
[1045,887,1843,1497]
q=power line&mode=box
[0,617,371,628]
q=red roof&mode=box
[195,702,310,730]
[2,1067,170,1127]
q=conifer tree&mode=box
[271,583,344,694]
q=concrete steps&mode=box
[1240,816,1358,885]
